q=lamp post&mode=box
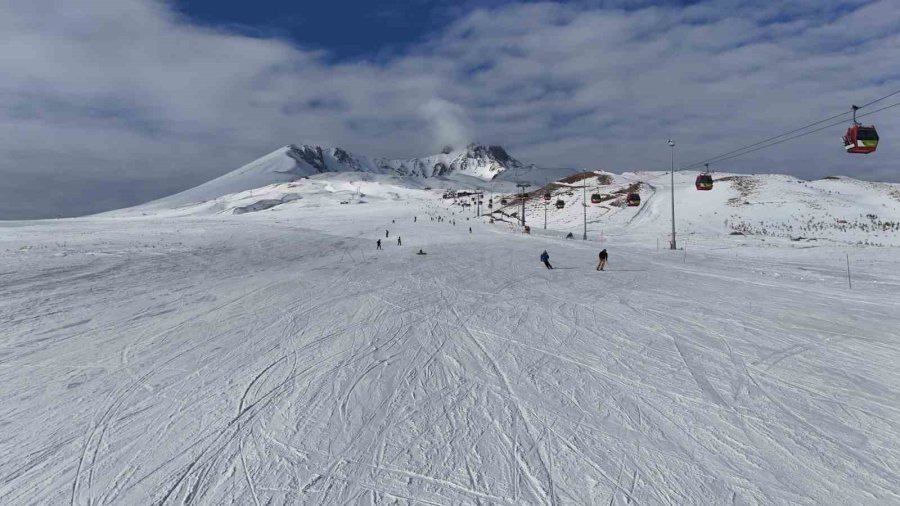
[582,179,588,240]
[668,139,676,250]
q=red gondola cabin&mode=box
[695,174,714,191]
[843,124,879,154]
[626,193,641,206]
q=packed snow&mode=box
[2,164,900,505]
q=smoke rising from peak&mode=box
[421,98,473,153]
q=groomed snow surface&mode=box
[2,191,900,505]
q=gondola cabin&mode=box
[543,193,552,201]
[500,198,508,205]
[843,125,879,154]
[590,194,603,204]
[695,174,714,191]
[555,200,565,209]
[626,193,641,206]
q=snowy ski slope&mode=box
[2,191,899,504]
[495,171,900,247]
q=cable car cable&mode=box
[680,110,852,170]
[693,100,899,165]
[680,89,900,170]
[857,89,900,109]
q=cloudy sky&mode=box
[1,0,898,218]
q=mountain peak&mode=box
[465,144,519,166]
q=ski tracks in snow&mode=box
[3,208,900,504]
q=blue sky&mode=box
[171,0,705,60]
[172,0,444,61]
[175,0,461,60]
[0,0,897,218]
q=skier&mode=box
[414,216,417,222]
[540,250,553,270]
[386,230,389,238]
[597,249,608,271]
[469,227,472,233]
[376,239,382,250]
[397,236,402,246]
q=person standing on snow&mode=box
[597,249,608,271]
[540,250,553,270]
[376,239,382,250]
[386,230,389,238]
[397,236,402,246]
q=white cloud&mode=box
[0,0,897,217]
[420,98,474,151]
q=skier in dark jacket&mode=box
[597,249,608,271]
[386,230,389,238]
[376,239,382,250]
[397,236,402,246]
[540,250,553,270]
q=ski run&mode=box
[2,168,900,505]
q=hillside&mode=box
[2,194,899,504]
[487,171,900,247]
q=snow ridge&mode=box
[377,144,525,179]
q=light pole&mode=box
[668,139,676,250]
[582,179,588,240]
[516,183,529,228]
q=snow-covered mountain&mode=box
[377,144,525,179]
[138,143,538,211]
[117,142,900,248]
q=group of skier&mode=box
[376,232,401,250]
[379,209,611,273]
[377,210,474,252]
[540,249,608,271]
